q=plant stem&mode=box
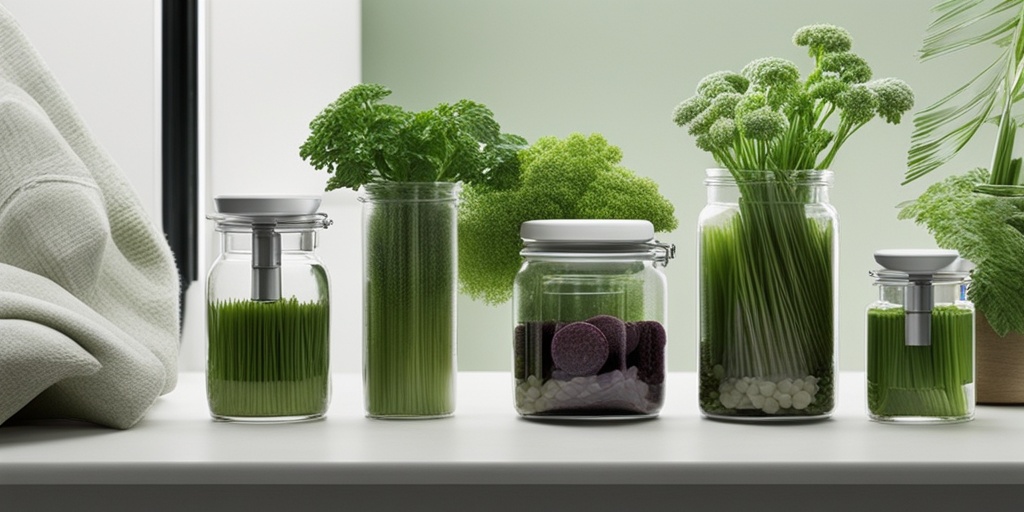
[990,7,1024,186]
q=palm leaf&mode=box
[905,0,1024,184]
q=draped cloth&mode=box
[0,4,180,428]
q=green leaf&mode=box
[300,84,525,189]
[899,168,1024,334]
[905,0,1024,183]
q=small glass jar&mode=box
[206,196,332,422]
[867,249,974,424]
[512,219,674,419]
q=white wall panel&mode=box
[2,0,160,223]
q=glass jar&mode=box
[512,219,674,419]
[206,196,331,422]
[698,169,838,421]
[867,249,975,424]
[360,182,458,419]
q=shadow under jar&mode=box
[513,219,674,420]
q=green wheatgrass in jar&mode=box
[207,297,330,417]
[867,305,973,418]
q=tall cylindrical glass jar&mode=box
[513,219,674,419]
[206,196,331,423]
[867,250,974,423]
[698,169,838,421]
[360,182,458,419]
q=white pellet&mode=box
[778,393,792,409]
[751,394,765,409]
[720,391,739,409]
[738,395,754,409]
[762,397,780,414]
[759,381,776,397]
[792,390,811,410]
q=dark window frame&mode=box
[162,0,198,327]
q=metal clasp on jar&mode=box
[651,240,676,267]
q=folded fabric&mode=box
[0,5,180,428]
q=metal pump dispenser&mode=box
[250,224,282,302]
[873,249,960,347]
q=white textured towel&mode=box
[0,5,180,428]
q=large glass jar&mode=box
[360,182,458,419]
[698,169,838,421]
[206,196,331,423]
[513,219,674,419]
[867,249,974,424]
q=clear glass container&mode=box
[206,196,331,423]
[513,219,674,419]
[698,169,838,421]
[360,182,458,419]
[867,250,975,424]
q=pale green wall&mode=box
[362,0,993,372]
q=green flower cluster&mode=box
[459,134,678,304]
[673,24,914,172]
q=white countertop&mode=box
[3,371,1023,487]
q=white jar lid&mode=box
[873,249,959,274]
[214,195,322,217]
[520,219,655,243]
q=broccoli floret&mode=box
[820,51,872,84]
[673,95,711,126]
[741,57,801,110]
[836,84,879,125]
[707,117,738,150]
[741,57,801,90]
[734,92,768,119]
[868,78,915,124]
[697,71,749,98]
[808,76,849,103]
[458,134,678,304]
[738,106,787,141]
[688,92,744,136]
[793,24,853,58]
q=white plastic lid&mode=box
[874,249,959,274]
[520,219,655,243]
[214,195,322,217]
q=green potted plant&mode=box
[673,24,914,420]
[300,83,525,418]
[900,1,1024,403]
